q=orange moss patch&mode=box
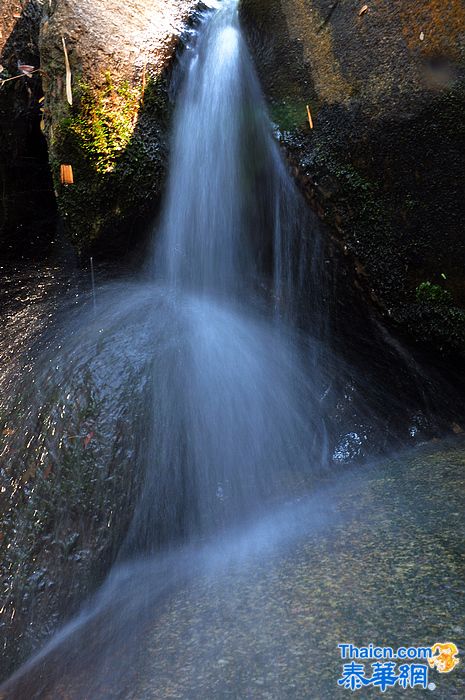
[396,0,465,61]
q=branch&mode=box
[0,68,42,86]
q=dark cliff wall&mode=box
[0,0,56,258]
[39,0,199,256]
[240,0,465,356]
[0,0,199,259]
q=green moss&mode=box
[142,73,172,122]
[66,74,141,175]
[312,147,395,272]
[405,303,465,355]
[416,281,453,306]
[48,71,170,253]
[270,100,310,132]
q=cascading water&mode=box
[123,0,328,552]
[4,2,462,697]
[0,1,330,693]
[155,3,256,295]
[154,0,308,304]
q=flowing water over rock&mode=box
[154,0,312,309]
[124,0,329,552]
[1,1,465,696]
[1,0,329,682]
[3,441,465,699]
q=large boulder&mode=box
[39,0,198,255]
[240,0,465,356]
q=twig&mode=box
[62,36,73,106]
[90,257,97,313]
[307,104,314,130]
[0,69,42,86]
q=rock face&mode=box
[240,0,465,356]
[39,0,199,255]
[0,0,56,257]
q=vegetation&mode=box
[66,75,142,175]
[46,72,170,253]
[416,281,453,306]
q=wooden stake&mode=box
[60,164,74,185]
[142,64,147,94]
[306,104,314,130]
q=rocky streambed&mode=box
[127,441,465,700]
[2,440,465,698]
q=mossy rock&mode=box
[48,72,171,255]
[240,0,465,357]
[39,0,199,256]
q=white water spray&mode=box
[124,0,328,551]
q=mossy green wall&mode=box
[46,71,172,255]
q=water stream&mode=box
[1,1,329,688]
[1,1,464,697]
[122,0,328,553]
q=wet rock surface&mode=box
[127,442,465,700]
[2,440,465,698]
[1,258,465,682]
[240,0,465,357]
[0,266,151,679]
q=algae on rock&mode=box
[39,0,199,255]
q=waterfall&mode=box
[155,2,254,295]
[123,0,328,553]
[0,3,330,687]
[154,0,308,305]
[3,2,460,696]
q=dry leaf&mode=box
[60,164,74,185]
[18,63,35,77]
[21,464,38,484]
[83,431,94,448]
